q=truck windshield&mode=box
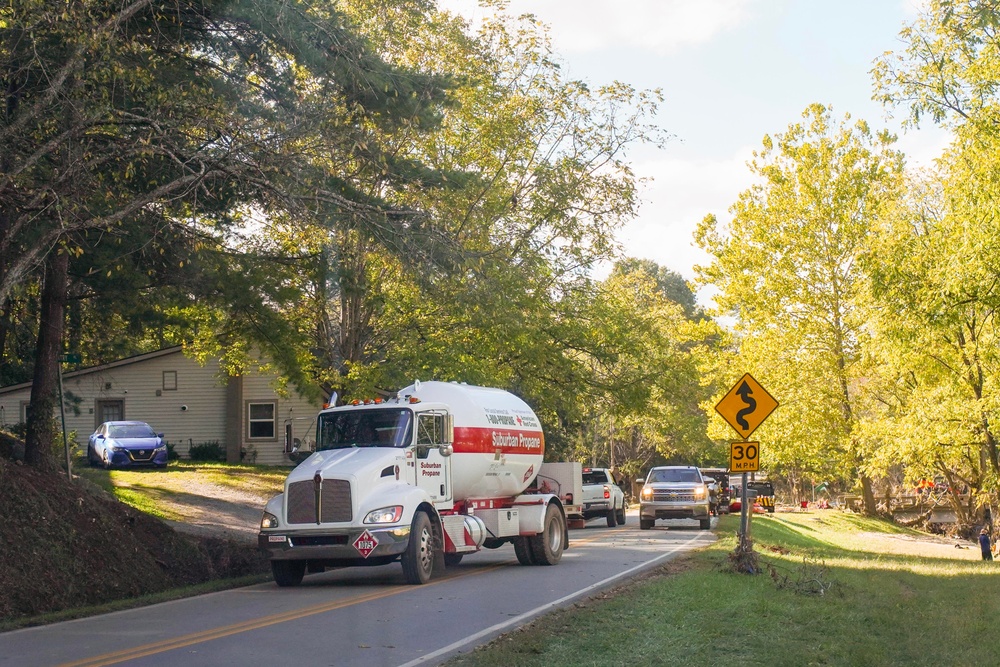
[648,469,701,483]
[316,409,413,450]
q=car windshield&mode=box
[648,469,701,483]
[109,423,156,438]
[316,408,413,450]
[582,471,610,485]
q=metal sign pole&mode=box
[57,362,71,482]
[739,471,749,549]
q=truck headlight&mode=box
[694,486,706,499]
[260,511,279,529]
[641,486,652,500]
[365,506,403,524]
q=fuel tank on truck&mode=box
[398,381,545,501]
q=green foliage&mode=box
[696,104,904,506]
[187,441,226,463]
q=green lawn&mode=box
[445,511,1000,667]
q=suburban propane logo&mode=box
[484,407,540,429]
[420,461,442,477]
[491,431,542,451]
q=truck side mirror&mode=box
[444,414,454,444]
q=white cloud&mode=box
[496,0,755,55]
[615,145,756,279]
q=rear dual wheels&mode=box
[606,507,617,527]
[616,504,627,525]
[514,503,566,566]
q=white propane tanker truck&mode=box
[258,381,583,586]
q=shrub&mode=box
[188,441,226,462]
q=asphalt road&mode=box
[1,514,715,667]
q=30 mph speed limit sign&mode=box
[730,441,760,473]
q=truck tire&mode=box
[700,518,711,530]
[529,503,565,565]
[639,518,653,530]
[444,553,464,566]
[606,507,617,527]
[271,560,306,587]
[401,511,435,585]
[513,537,536,565]
[616,505,626,525]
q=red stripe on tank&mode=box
[452,426,544,455]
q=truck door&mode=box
[413,411,452,506]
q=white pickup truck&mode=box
[581,467,627,526]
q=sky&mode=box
[439,0,951,294]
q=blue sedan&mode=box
[87,421,168,469]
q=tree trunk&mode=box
[24,247,69,470]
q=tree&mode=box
[2,0,453,468]
[695,104,904,514]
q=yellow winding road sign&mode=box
[715,373,778,439]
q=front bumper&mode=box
[640,501,710,521]
[259,525,411,561]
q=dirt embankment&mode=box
[0,452,269,625]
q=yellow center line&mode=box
[57,564,507,667]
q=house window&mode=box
[96,399,124,427]
[162,371,177,391]
[247,402,276,440]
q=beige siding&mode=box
[0,349,322,466]
[238,372,321,466]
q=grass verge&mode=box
[444,512,1000,667]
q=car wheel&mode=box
[102,451,111,470]
[616,505,626,525]
[87,446,97,467]
[640,518,653,530]
[700,518,711,530]
[401,511,435,585]
[529,503,565,565]
[606,507,617,527]
[513,536,536,565]
[271,559,306,587]
[443,553,463,566]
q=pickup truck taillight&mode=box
[603,485,610,499]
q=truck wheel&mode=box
[513,537,536,565]
[606,507,617,527]
[401,511,435,584]
[444,553,464,566]
[616,506,626,525]
[529,503,565,565]
[700,518,711,530]
[271,560,306,587]
[640,518,653,530]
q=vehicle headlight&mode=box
[694,486,706,499]
[154,443,166,452]
[260,511,280,529]
[641,486,653,500]
[365,506,403,524]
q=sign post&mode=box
[57,353,80,482]
[715,374,778,556]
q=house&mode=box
[0,347,323,466]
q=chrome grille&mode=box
[287,479,352,524]
[652,490,696,502]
